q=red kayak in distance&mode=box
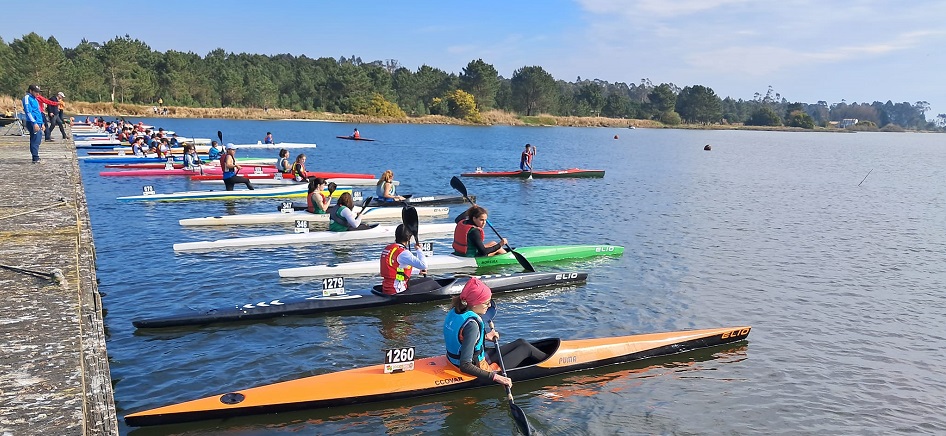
[104,162,242,170]
[99,166,271,177]
[336,136,376,142]
[461,168,605,178]
[189,171,376,181]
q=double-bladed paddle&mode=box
[489,315,534,436]
[449,176,536,272]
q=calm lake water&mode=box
[84,119,946,435]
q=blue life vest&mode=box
[444,309,486,366]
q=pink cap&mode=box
[460,277,492,306]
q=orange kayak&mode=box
[124,326,751,427]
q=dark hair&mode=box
[308,177,326,194]
[450,295,469,313]
[466,205,487,222]
[279,148,289,158]
[395,224,412,244]
[295,153,306,162]
[337,192,354,209]
[266,132,272,135]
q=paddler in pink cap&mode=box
[443,278,547,387]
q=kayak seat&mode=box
[369,277,447,298]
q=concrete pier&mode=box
[0,127,118,435]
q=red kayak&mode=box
[189,171,376,181]
[461,168,605,178]
[336,136,376,141]
[99,166,267,177]
[105,162,230,170]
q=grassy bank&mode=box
[3,96,924,132]
[0,96,668,128]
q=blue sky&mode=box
[4,0,945,119]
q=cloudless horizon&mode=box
[4,0,944,120]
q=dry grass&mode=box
[4,96,853,132]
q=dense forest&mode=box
[2,33,943,131]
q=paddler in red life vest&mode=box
[452,206,507,257]
[379,224,429,295]
[351,128,360,139]
[306,178,331,214]
[519,143,535,172]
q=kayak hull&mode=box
[123,325,750,426]
[172,222,457,252]
[189,171,376,180]
[278,244,625,278]
[197,177,385,187]
[179,205,448,226]
[117,185,351,202]
[461,168,606,178]
[336,136,375,141]
[132,271,588,328]
[287,194,474,210]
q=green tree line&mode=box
[1,33,941,130]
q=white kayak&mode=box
[117,184,352,201]
[173,222,456,252]
[228,142,317,149]
[195,177,392,187]
[179,205,449,226]
[278,253,480,278]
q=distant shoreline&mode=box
[3,97,938,133]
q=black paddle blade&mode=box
[450,176,468,198]
[356,197,373,217]
[510,250,536,273]
[402,206,419,243]
[217,130,223,143]
[509,403,533,436]
[327,182,337,195]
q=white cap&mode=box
[225,143,236,150]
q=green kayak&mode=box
[278,244,625,278]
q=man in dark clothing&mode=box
[45,92,67,140]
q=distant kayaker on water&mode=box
[276,149,291,173]
[379,224,429,295]
[263,132,274,144]
[453,205,507,257]
[351,128,360,139]
[220,143,255,191]
[376,170,405,201]
[329,192,371,231]
[306,178,332,214]
[444,278,548,387]
[291,153,309,182]
[519,143,536,171]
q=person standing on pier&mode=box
[22,84,44,163]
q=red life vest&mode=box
[380,243,412,295]
[452,220,482,256]
[307,191,327,214]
